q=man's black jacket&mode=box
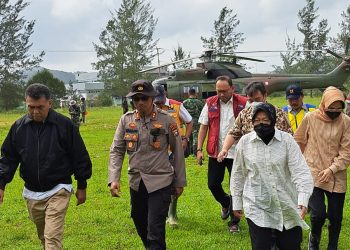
[0,109,92,191]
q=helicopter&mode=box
[140,45,350,101]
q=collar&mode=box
[23,109,56,125]
[287,103,308,113]
[164,98,170,107]
[135,105,158,121]
[219,96,233,105]
[250,129,282,143]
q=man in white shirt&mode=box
[231,102,313,249]
[197,75,247,233]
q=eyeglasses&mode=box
[132,95,149,102]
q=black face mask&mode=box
[254,123,275,145]
[325,111,341,120]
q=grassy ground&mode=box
[0,97,349,249]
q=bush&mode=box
[95,92,113,106]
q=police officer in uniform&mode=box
[108,80,186,250]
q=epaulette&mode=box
[157,108,168,115]
[124,110,135,116]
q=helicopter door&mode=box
[181,85,201,100]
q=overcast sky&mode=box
[22,0,349,73]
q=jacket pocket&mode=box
[124,133,138,152]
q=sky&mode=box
[21,0,350,73]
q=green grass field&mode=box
[0,97,350,249]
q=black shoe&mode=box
[221,207,230,220]
[308,232,320,250]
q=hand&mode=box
[76,189,86,206]
[298,205,308,219]
[233,210,244,219]
[109,182,121,197]
[196,151,204,166]
[318,168,333,183]
[0,189,4,205]
[217,149,228,163]
[174,187,184,198]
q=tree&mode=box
[201,7,244,53]
[331,5,350,55]
[296,0,330,73]
[276,34,302,73]
[93,0,158,96]
[27,69,66,107]
[171,44,192,69]
[0,0,43,110]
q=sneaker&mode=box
[221,207,230,220]
[166,217,178,227]
[229,223,240,233]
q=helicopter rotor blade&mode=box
[139,56,200,73]
[325,49,343,59]
[218,53,265,62]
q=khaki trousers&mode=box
[26,188,71,250]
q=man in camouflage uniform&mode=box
[183,88,204,156]
[217,81,292,162]
[69,100,81,128]
[80,97,87,124]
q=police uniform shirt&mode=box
[108,105,187,193]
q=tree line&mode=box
[0,0,349,110]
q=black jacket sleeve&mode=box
[69,124,92,189]
[0,123,20,190]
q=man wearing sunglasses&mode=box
[108,80,186,250]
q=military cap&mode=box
[126,79,158,98]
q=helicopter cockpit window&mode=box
[183,86,199,94]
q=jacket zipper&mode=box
[37,126,43,191]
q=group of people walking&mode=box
[0,79,350,249]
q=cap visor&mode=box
[126,90,158,98]
[286,94,301,100]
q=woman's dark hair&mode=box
[25,83,51,100]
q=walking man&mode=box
[0,83,92,249]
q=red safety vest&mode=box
[206,94,247,157]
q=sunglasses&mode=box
[133,95,149,102]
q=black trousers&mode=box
[207,157,239,224]
[247,218,302,250]
[130,180,171,250]
[308,187,345,249]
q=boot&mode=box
[166,195,178,227]
[308,232,321,250]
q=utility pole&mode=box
[156,47,162,77]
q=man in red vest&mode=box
[197,75,247,233]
